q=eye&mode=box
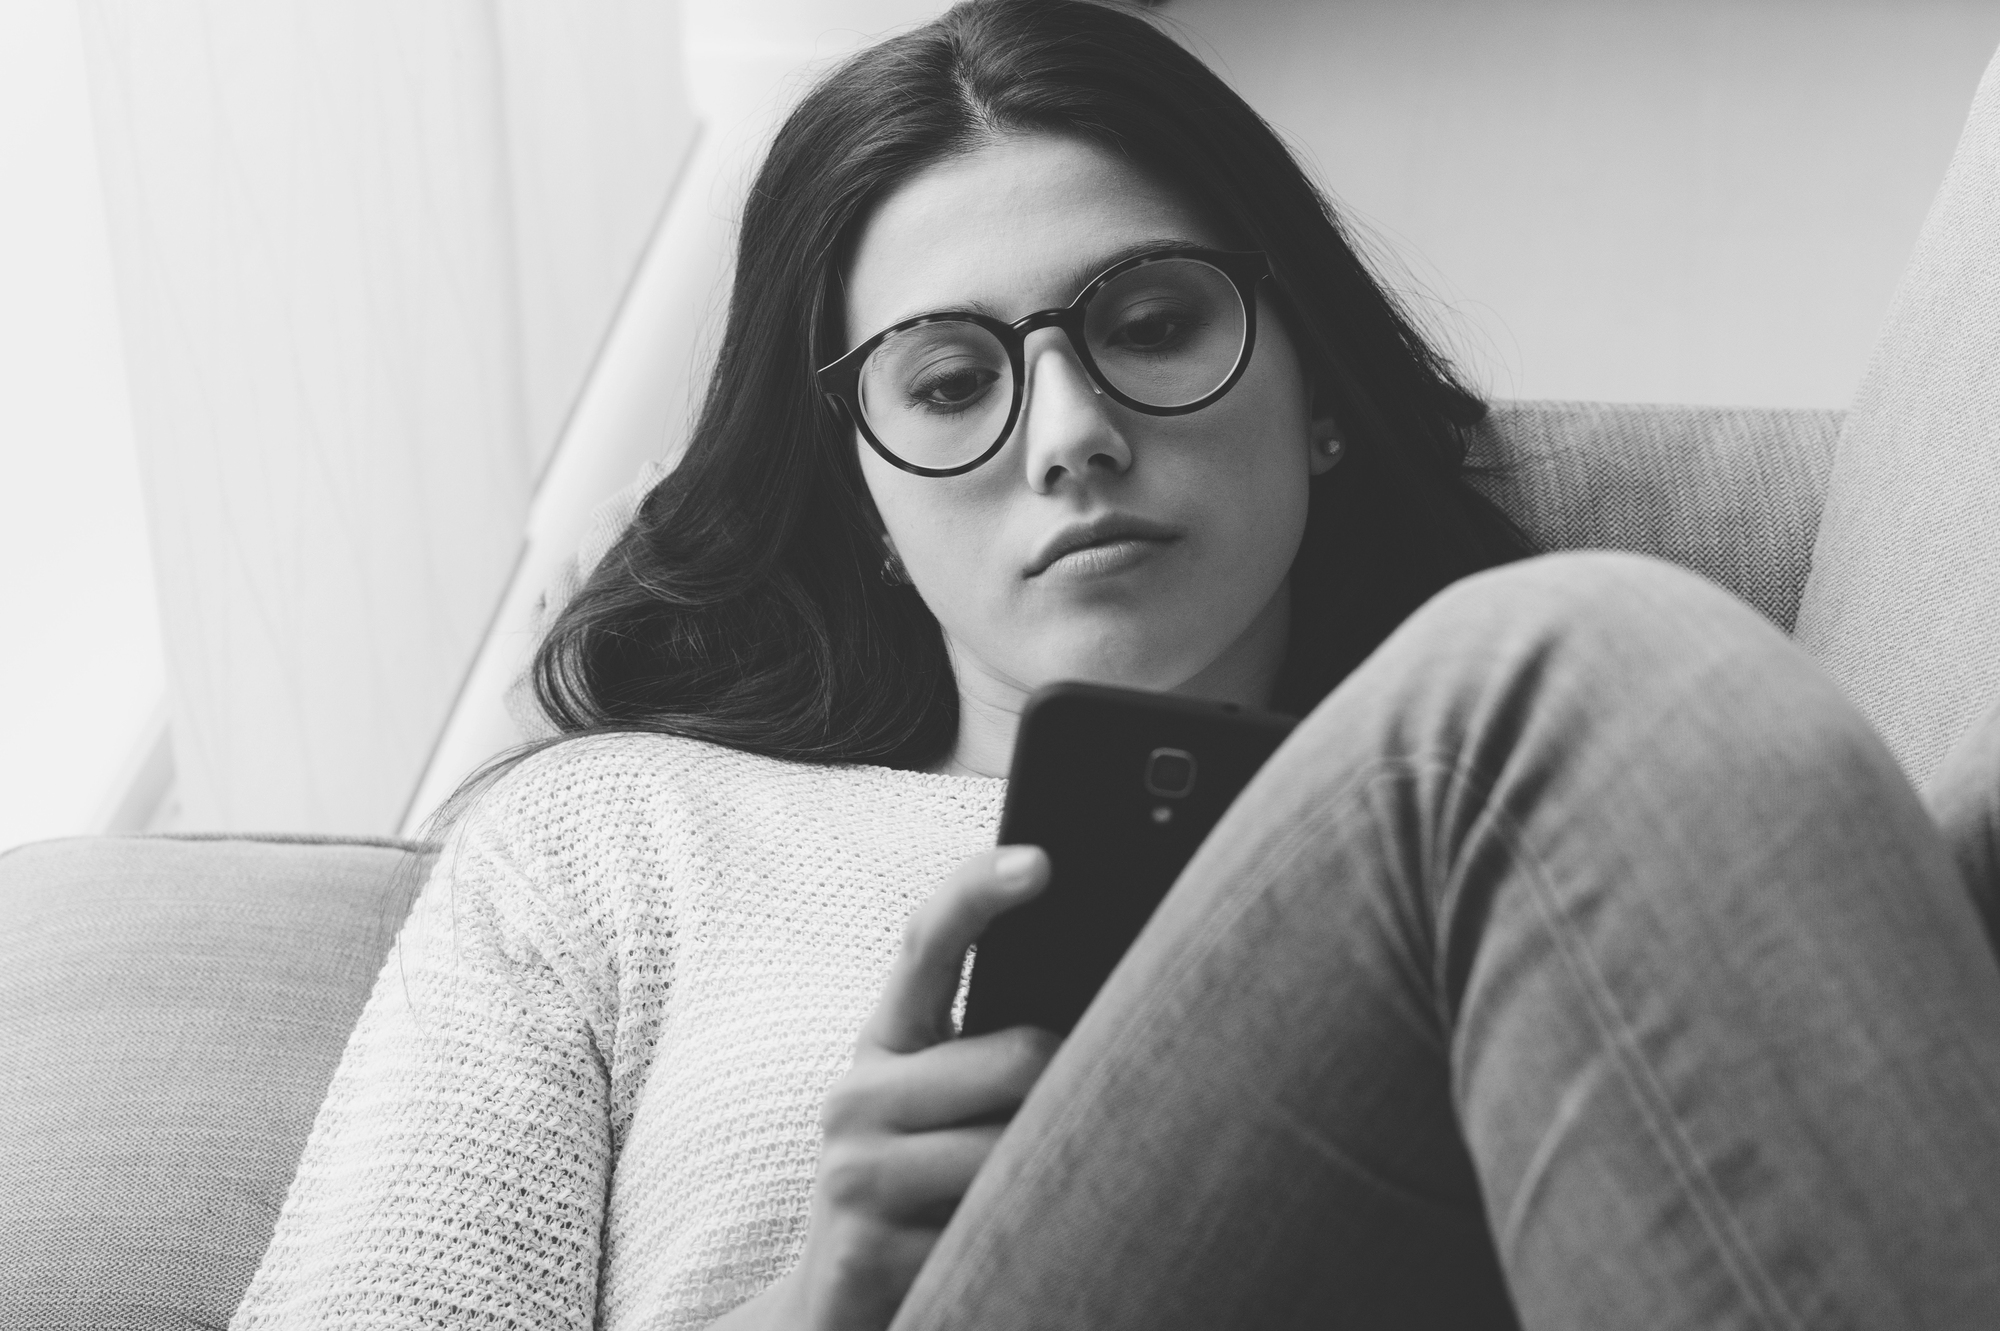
[1106,301,1203,353]
[906,361,1000,412]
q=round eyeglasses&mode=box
[817,247,1271,477]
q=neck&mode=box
[938,681,1023,778]
[936,581,1293,779]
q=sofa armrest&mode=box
[0,834,431,1329]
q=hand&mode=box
[772,844,1059,1331]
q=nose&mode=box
[1017,329,1132,493]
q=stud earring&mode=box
[879,550,912,586]
[1317,435,1345,466]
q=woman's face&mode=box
[843,133,1336,773]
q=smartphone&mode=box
[959,682,1296,1038]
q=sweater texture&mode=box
[230,733,1006,1330]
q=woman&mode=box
[233,2,2000,1328]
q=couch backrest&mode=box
[1793,40,2000,783]
[0,834,430,1329]
[1468,400,1843,632]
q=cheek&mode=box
[1179,363,1313,529]
[860,448,1008,604]
[1141,381,1315,617]
[1200,441,1310,583]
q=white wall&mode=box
[80,1,696,835]
[0,0,164,856]
[1167,0,2000,408]
[401,0,961,832]
[495,3,696,477]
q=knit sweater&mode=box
[231,733,1007,1331]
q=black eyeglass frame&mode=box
[816,246,1272,478]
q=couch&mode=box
[7,37,2000,1331]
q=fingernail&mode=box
[994,845,1040,887]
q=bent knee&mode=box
[1298,550,1882,800]
[1365,551,1814,725]
[1426,550,1777,660]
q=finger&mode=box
[866,845,1048,1054]
[820,1124,1006,1221]
[828,1026,1062,1133]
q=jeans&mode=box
[893,553,2000,1330]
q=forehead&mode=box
[842,133,1224,343]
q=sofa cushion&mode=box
[1467,400,1842,631]
[0,834,430,1330]
[1792,45,2000,783]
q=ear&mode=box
[1302,375,1345,476]
[876,530,913,587]
[1306,412,1345,477]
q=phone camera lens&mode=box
[1144,748,1197,798]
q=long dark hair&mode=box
[529,0,1528,772]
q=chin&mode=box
[1026,631,1215,696]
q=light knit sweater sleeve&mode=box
[232,787,620,1329]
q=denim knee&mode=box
[1432,551,1768,653]
[1395,551,1795,700]
[1298,549,1864,785]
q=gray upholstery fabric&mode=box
[0,834,431,1331]
[1793,44,2000,784]
[1468,400,1843,631]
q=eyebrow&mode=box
[896,234,1213,326]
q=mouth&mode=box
[1025,513,1182,578]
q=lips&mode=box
[1025,513,1181,577]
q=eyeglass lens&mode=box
[855,256,1248,473]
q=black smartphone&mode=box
[959,682,1296,1038]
